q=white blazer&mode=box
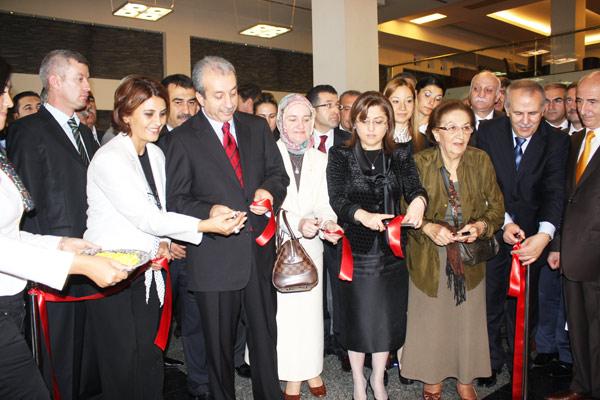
[84,133,203,253]
[276,141,337,250]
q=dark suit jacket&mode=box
[7,106,98,238]
[477,116,569,237]
[164,111,289,292]
[333,127,351,147]
[470,109,504,146]
[554,129,600,281]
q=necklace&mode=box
[289,154,303,175]
[364,149,382,170]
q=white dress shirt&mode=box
[312,128,334,153]
[577,128,600,162]
[547,119,569,131]
[45,103,91,160]
[503,130,555,238]
[203,109,237,144]
[475,109,495,129]
[0,170,72,295]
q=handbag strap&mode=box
[275,209,298,249]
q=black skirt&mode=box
[335,237,409,353]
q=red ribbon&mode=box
[324,229,354,281]
[386,215,404,258]
[253,198,276,246]
[507,243,526,400]
[28,256,171,400]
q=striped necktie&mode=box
[67,117,90,166]
[222,121,244,187]
[514,136,526,170]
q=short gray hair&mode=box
[469,70,500,95]
[39,49,88,90]
[505,79,546,110]
[192,56,236,96]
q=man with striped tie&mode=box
[545,71,600,400]
[7,49,99,399]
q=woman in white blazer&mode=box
[274,94,343,399]
[0,58,129,399]
[84,76,245,400]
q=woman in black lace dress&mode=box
[327,91,428,400]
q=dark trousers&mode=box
[485,239,542,371]
[0,292,49,400]
[536,265,571,362]
[233,307,248,368]
[563,276,600,397]
[194,260,282,400]
[87,274,163,400]
[323,242,344,355]
[171,258,210,395]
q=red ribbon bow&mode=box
[507,243,526,400]
[29,256,171,400]
[252,198,276,246]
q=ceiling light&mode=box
[487,10,550,36]
[546,57,578,65]
[585,33,600,46]
[410,13,447,25]
[112,1,173,21]
[240,23,291,39]
[517,49,550,57]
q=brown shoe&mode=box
[283,393,301,400]
[423,383,442,400]
[456,383,478,400]
[544,390,587,400]
[308,382,327,398]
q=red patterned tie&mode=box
[318,135,328,153]
[222,121,244,187]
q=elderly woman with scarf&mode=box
[274,94,343,399]
[401,100,504,400]
[327,91,427,400]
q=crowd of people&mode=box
[0,47,599,400]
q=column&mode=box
[550,0,585,74]
[163,31,191,77]
[311,0,379,93]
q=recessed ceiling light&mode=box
[410,13,447,25]
[546,57,578,64]
[112,1,173,21]
[240,23,291,39]
[487,10,551,36]
[517,49,550,57]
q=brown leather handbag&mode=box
[272,209,318,293]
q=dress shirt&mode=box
[203,109,237,144]
[45,102,91,160]
[547,119,569,131]
[503,129,555,239]
[577,128,600,162]
[312,128,334,153]
[475,109,495,129]
[0,170,72,295]
[568,124,582,136]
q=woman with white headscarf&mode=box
[274,94,343,399]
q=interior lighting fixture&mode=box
[517,49,550,57]
[585,32,600,46]
[410,13,447,25]
[487,10,550,36]
[112,1,173,21]
[546,57,578,65]
[240,23,291,39]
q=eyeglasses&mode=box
[356,118,388,129]
[339,105,352,111]
[315,102,342,110]
[435,125,474,135]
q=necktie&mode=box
[67,118,90,166]
[222,122,244,187]
[318,135,328,153]
[576,131,596,183]
[0,150,35,211]
[514,136,526,170]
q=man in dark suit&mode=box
[164,56,288,400]
[544,83,569,133]
[476,79,569,387]
[306,84,351,368]
[157,73,212,399]
[545,71,600,400]
[468,70,503,146]
[7,49,99,399]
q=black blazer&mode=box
[333,127,351,147]
[470,109,504,146]
[554,129,600,281]
[164,111,289,292]
[477,116,569,237]
[7,106,98,238]
[326,143,427,254]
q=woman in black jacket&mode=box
[327,91,427,400]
